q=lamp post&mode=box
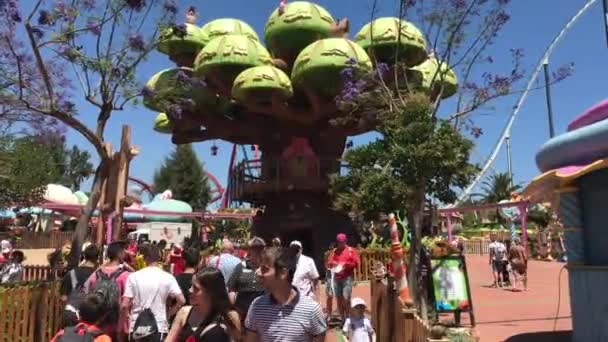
[603,0,608,47]
[506,135,514,188]
[543,58,556,138]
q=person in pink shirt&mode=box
[84,242,131,341]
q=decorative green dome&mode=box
[158,23,207,57]
[154,113,173,134]
[264,1,334,62]
[291,38,372,97]
[232,65,293,103]
[143,67,212,113]
[200,18,259,44]
[409,57,458,98]
[194,35,273,84]
[354,17,427,66]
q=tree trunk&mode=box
[67,159,108,268]
[407,189,428,320]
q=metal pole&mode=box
[506,135,513,188]
[603,0,608,47]
[543,59,556,138]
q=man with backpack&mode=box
[51,292,113,342]
[61,244,100,327]
[121,246,185,341]
[84,241,131,340]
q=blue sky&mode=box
[60,0,608,206]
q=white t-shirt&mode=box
[343,317,374,342]
[123,266,182,333]
[488,241,506,261]
[292,254,320,298]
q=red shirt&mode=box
[51,323,112,342]
[169,253,185,275]
[327,246,360,279]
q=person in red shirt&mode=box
[168,244,186,276]
[327,233,360,322]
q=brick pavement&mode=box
[323,255,572,342]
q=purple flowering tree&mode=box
[330,0,572,316]
[0,0,176,264]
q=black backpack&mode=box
[91,268,124,325]
[130,277,160,340]
[57,324,105,342]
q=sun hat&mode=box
[290,240,303,248]
[351,297,367,308]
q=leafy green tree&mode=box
[478,172,521,204]
[0,134,94,207]
[154,144,211,210]
[0,136,58,207]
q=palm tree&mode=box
[479,172,521,204]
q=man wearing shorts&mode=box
[327,233,359,322]
[488,234,507,287]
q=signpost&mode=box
[429,255,476,326]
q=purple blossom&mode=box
[167,103,183,120]
[126,0,146,11]
[38,10,52,25]
[86,18,101,35]
[128,33,145,51]
[58,100,75,114]
[54,0,76,21]
[510,48,524,60]
[373,63,389,79]
[449,0,466,10]
[163,0,177,14]
[58,45,77,61]
[5,0,21,22]
[31,27,44,40]
[340,67,354,80]
[552,63,575,82]
[82,0,96,10]
[175,70,190,85]
[470,126,483,138]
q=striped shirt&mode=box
[245,287,327,341]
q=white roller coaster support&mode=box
[456,0,599,205]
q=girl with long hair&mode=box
[166,267,241,342]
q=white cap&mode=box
[351,297,367,308]
[290,240,302,249]
[1,240,11,249]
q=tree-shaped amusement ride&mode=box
[142,1,457,261]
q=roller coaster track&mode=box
[456,0,599,205]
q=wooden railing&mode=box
[228,157,341,202]
[23,265,65,282]
[0,281,63,342]
[371,277,432,342]
[0,231,74,249]
[350,243,490,282]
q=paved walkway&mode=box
[323,255,572,342]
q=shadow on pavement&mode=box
[504,331,572,342]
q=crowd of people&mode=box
[49,233,376,342]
